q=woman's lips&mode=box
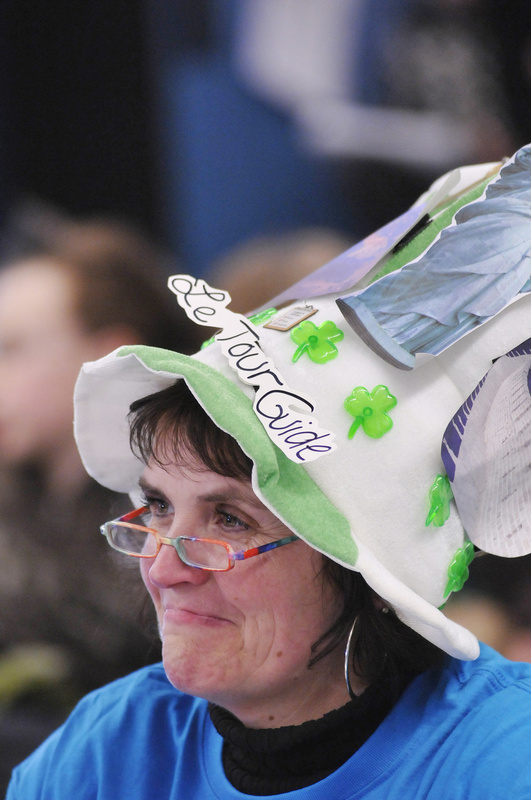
[162,607,231,628]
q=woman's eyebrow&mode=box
[201,490,255,505]
[200,491,264,519]
[138,477,167,498]
[137,479,264,516]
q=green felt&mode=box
[370,174,495,283]
[117,345,358,567]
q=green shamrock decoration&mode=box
[444,542,475,599]
[291,320,344,364]
[426,474,453,527]
[248,308,278,326]
[344,385,397,439]
[200,335,216,350]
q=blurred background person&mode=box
[0,207,200,790]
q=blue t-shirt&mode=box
[7,644,531,799]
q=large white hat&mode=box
[74,145,531,661]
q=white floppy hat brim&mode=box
[74,344,479,660]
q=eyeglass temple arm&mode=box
[119,506,149,523]
[235,534,298,561]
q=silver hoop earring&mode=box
[344,615,361,701]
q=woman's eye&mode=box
[142,496,170,516]
[218,510,249,530]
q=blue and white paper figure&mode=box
[262,168,464,311]
[337,145,531,369]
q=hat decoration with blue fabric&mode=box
[74,144,531,662]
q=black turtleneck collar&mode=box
[208,682,394,796]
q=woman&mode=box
[8,165,531,796]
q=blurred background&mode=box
[1,0,531,791]
[2,0,531,273]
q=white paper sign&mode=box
[168,275,336,463]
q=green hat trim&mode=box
[117,345,358,567]
[372,174,494,283]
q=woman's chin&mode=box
[160,632,233,701]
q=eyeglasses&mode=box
[100,506,299,572]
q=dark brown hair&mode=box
[4,213,203,354]
[129,380,445,699]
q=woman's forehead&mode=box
[139,456,260,506]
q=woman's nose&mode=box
[147,539,211,589]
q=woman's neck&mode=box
[214,648,366,729]
[209,681,394,795]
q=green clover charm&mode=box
[426,475,453,527]
[344,385,397,439]
[291,320,344,364]
[444,542,475,599]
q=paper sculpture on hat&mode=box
[337,145,531,369]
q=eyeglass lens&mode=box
[111,524,152,555]
[107,523,232,570]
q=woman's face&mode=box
[0,260,95,466]
[139,454,350,727]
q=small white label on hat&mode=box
[264,306,317,331]
[168,275,336,463]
